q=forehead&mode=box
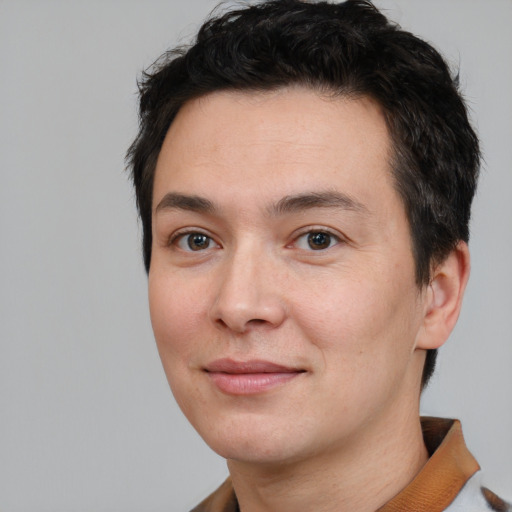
[153,87,396,215]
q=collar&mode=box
[377,417,479,511]
[191,417,480,512]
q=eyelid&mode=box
[289,226,346,250]
[168,228,221,251]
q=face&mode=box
[149,88,428,465]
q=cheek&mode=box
[148,270,209,362]
[147,270,215,422]
[292,273,420,372]
[291,279,383,345]
[291,277,422,430]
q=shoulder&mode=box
[447,473,511,512]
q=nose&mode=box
[209,244,287,334]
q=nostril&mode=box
[214,317,267,332]
[247,319,266,325]
[215,318,229,329]
[209,287,287,332]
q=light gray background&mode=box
[0,1,510,510]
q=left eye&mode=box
[175,232,216,251]
[295,231,339,251]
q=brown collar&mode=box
[191,417,479,512]
[377,417,479,511]
[191,478,239,512]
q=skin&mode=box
[149,87,470,512]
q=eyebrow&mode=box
[154,190,368,217]
[269,191,368,216]
[155,193,216,214]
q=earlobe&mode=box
[416,241,471,350]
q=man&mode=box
[127,1,510,510]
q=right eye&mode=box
[174,232,217,252]
[293,230,342,251]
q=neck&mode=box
[227,407,428,512]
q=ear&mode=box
[416,241,471,350]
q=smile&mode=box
[204,359,305,395]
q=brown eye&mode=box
[307,232,332,250]
[175,232,214,251]
[187,233,211,251]
[294,230,341,251]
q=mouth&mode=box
[203,358,306,395]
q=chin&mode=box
[192,415,281,459]
[210,439,301,465]
[194,414,321,466]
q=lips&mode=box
[204,358,305,395]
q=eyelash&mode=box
[169,230,220,252]
[169,228,343,253]
[292,229,343,251]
